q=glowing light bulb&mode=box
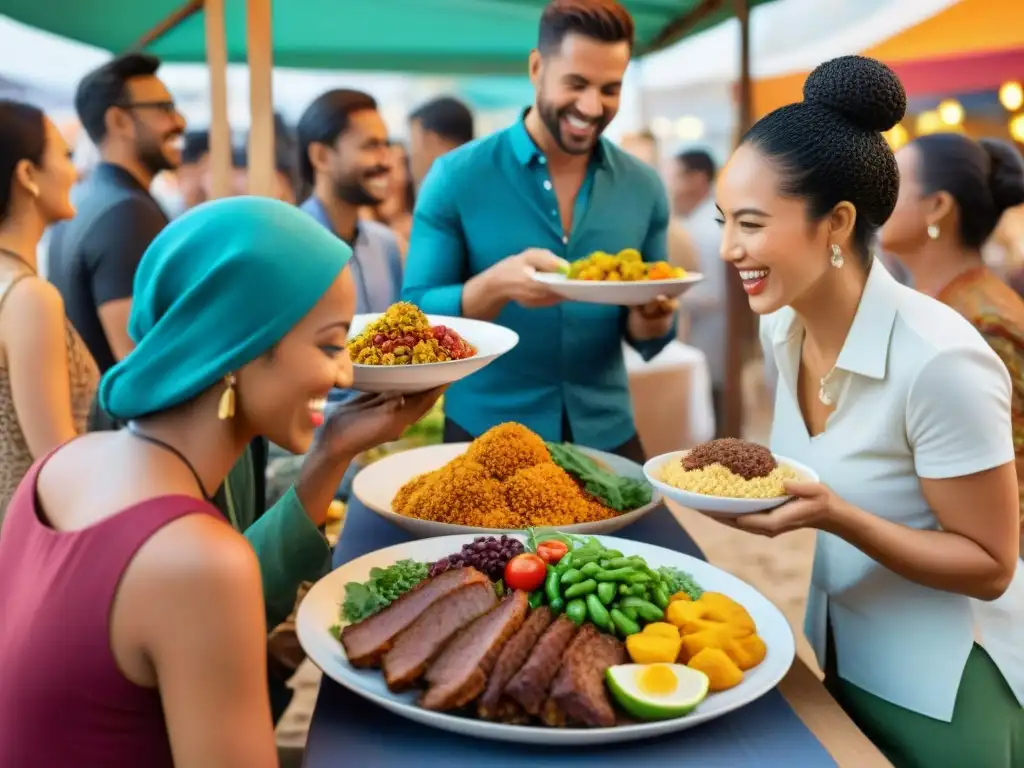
[1000,82,1023,112]
[884,124,909,150]
[916,111,942,135]
[937,99,964,126]
[1010,114,1024,144]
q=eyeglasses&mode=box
[117,100,179,116]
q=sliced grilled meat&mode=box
[420,590,529,711]
[542,624,627,728]
[341,567,488,668]
[382,581,497,691]
[478,606,554,720]
[503,615,577,717]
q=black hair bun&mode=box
[802,55,907,133]
[979,138,1024,214]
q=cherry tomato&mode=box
[504,553,547,592]
[536,540,569,565]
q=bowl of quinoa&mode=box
[346,303,519,393]
[643,439,819,516]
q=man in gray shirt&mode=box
[671,149,727,436]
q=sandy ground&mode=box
[275,365,820,751]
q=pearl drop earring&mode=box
[830,244,844,268]
[927,224,940,240]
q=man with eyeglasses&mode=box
[49,52,185,374]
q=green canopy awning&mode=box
[2,0,775,75]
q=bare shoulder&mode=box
[3,274,64,321]
[131,512,260,598]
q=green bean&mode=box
[652,586,670,609]
[597,581,617,605]
[592,567,636,582]
[629,583,647,597]
[556,552,574,571]
[619,596,664,622]
[566,598,587,627]
[625,572,651,584]
[544,566,562,605]
[571,551,601,565]
[559,568,584,586]
[604,557,633,570]
[585,594,611,631]
[619,584,631,595]
[563,579,598,599]
[549,596,565,615]
[580,562,603,577]
[620,605,639,622]
[610,608,641,636]
[603,550,624,559]
[528,590,544,609]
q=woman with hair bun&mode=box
[713,56,1023,766]
[881,133,1024,553]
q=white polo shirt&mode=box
[761,259,1024,721]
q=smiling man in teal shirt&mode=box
[402,0,677,460]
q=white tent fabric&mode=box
[630,0,962,161]
[638,0,961,91]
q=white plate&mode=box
[532,271,704,305]
[297,533,796,746]
[350,313,519,393]
[353,442,661,537]
[643,450,820,516]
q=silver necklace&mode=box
[818,367,838,406]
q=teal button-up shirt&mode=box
[402,116,675,451]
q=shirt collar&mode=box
[94,162,153,197]
[771,257,899,381]
[300,195,363,246]
[508,108,608,169]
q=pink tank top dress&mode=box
[0,454,225,768]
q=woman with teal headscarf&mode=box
[0,197,440,767]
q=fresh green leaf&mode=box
[339,561,430,625]
[546,442,653,512]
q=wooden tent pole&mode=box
[129,0,204,51]
[246,0,276,197]
[722,0,753,437]
[203,0,232,200]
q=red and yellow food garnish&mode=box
[347,302,476,366]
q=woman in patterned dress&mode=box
[0,100,98,521]
[881,133,1024,550]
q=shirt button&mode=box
[540,157,547,165]
[551,209,558,216]
[543,180,552,191]
[562,235,569,244]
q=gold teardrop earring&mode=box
[217,373,237,420]
[927,224,940,240]
[830,243,844,269]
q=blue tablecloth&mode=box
[303,500,837,768]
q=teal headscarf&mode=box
[99,196,352,420]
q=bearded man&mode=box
[402,0,677,461]
[49,53,186,373]
[298,89,403,316]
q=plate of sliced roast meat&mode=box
[296,533,795,745]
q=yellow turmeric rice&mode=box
[391,422,617,528]
[657,460,800,499]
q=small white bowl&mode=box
[349,313,519,394]
[642,450,819,516]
